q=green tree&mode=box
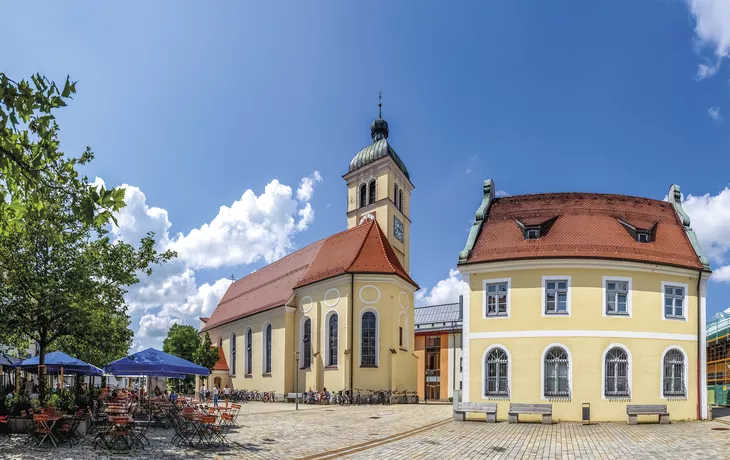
[193,332,219,383]
[163,324,201,393]
[163,324,201,362]
[0,73,126,233]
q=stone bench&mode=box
[285,393,304,402]
[508,403,552,425]
[626,404,669,425]
[453,402,497,422]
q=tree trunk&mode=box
[38,339,47,405]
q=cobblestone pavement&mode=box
[4,403,730,459]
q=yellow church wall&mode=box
[203,305,293,395]
[293,276,352,393]
[463,264,702,421]
[351,278,418,393]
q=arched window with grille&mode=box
[604,346,629,398]
[663,348,686,397]
[359,184,367,208]
[264,324,272,374]
[543,346,570,398]
[246,328,252,375]
[398,189,403,212]
[485,347,509,397]
[230,333,236,376]
[361,311,377,367]
[368,180,376,205]
[302,318,312,369]
[327,314,338,367]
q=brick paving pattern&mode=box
[4,403,730,459]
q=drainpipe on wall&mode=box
[350,273,355,392]
[458,295,463,402]
[697,269,703,420]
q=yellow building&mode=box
[197,111,418,398]
[457,180,711,421]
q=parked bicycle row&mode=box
[302,388,419,406]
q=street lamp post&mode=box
[295,352,300,411]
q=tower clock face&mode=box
[394,216,404,243]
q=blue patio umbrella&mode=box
[103,348,209,377]
[13,351,104,376]
[0,352,19,367]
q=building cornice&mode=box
[457,257,702,278]
[354,274,418,292]
[346,197,412,224]
[343,155,414,190]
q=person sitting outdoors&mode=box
[323,388,330,405]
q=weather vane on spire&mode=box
[378,91,382,118]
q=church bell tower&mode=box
[343,97,412,272]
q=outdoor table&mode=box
[45,413,64,447]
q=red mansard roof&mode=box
[202,220,416,332]
[462,192,703,270]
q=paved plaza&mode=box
[4,403,730,459]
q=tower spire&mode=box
[378,91,382,119]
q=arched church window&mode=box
[368,180,376,205]
[302,318,312,369]
[394,184,399,206]
[360,184,367,208]
[398,189,404,212]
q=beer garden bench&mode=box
[508,403,552,424]
[626,404,669,425]
[453,402,497,422]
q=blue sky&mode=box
[4,0,730,349]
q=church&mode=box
[197,109,419,397]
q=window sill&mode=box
[399,347,408,352]
[662,394,687,400]
[299,367,311,371]
[262,373,271,378]
[360,365,378,369]
[244,374,252,378]
[544,312,569,316]
[664,316,687,321]
[483,394,510,400]
[324,365,338,370]
[484,314,509,319]
[606,312,630,317]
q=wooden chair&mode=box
[30,414,58,447]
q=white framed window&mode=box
[541,344,571,399]
[660,346,688,399]
[542,276,571,316]
[525,228,540,239]
[229,332,237,376]
[662,282,688,320]
[602,344,631,399]
[262,322,272,375]
[482,345,510,399]
[359,307,380,368]
[603,276,632,317]
[324,311,338,368]
[637,231,651,243]
[482,278,510,319]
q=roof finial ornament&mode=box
[370,92,389,141]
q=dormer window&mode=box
[516,217,557,240]
[525,228,541,240]
[637,231,650,243]
[618,219,656,244]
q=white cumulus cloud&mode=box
[415,269,468,306]
[297,171,322,201]
[170,176,321,270]
[681,185,730,283]
[687,0,730,79]
[103,171,321,349]
[709,106,722,121]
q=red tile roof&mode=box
[201,220,416,332]
[461,193,703,270]
[212,347,228,372]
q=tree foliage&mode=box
[0,73,177,402]
[193,332,219,381]
[0,73,126,233]
[163,324,201,363]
